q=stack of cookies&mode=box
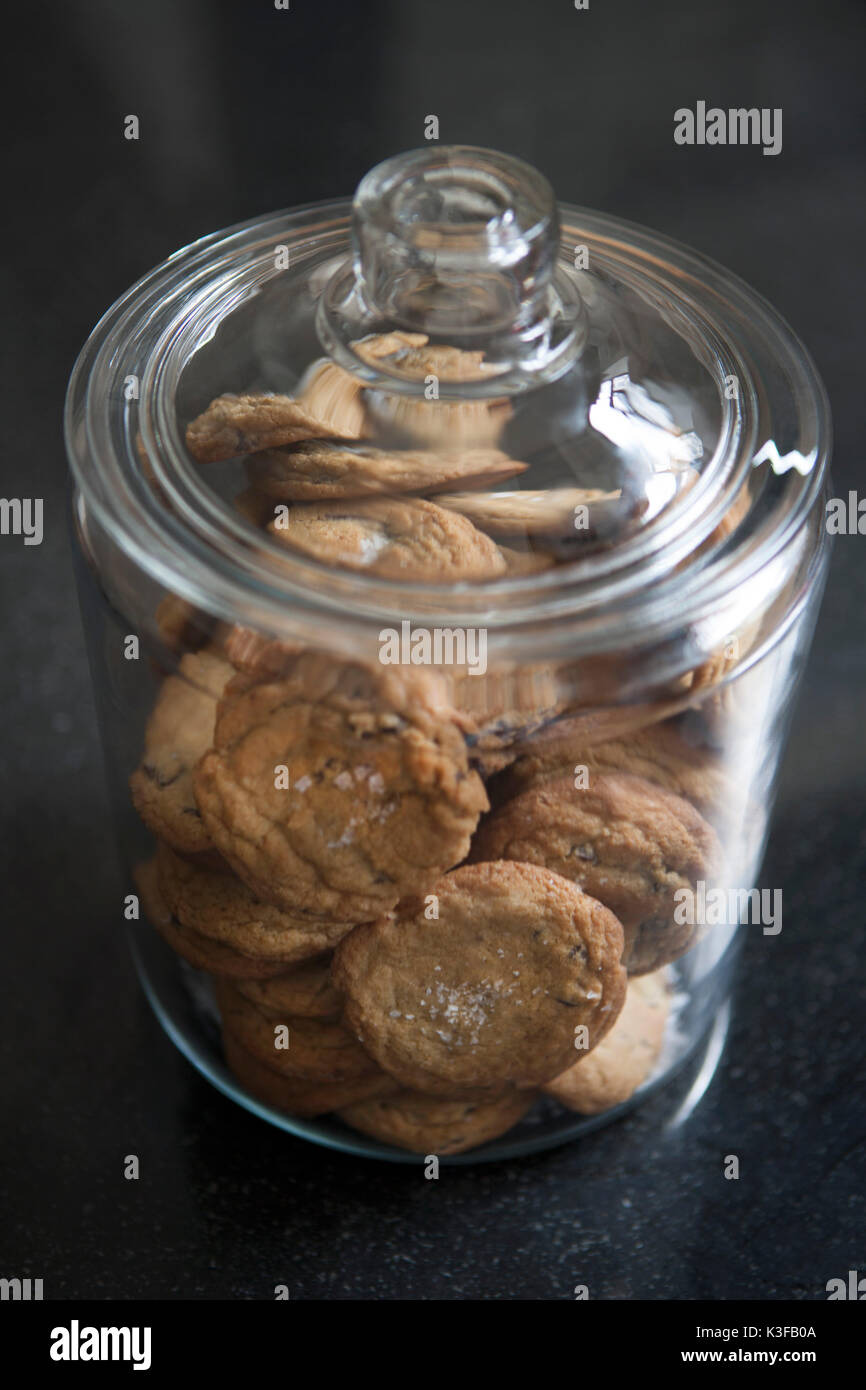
[129,337,746,1155]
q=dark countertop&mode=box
[1,0,864,1299]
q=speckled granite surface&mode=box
[1,0,863,1299]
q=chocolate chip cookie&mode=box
[193,653,488,921]
[497,544,558,576]
[450,663,564,779]
[234,954,342,1019]
[135,856,289,978]
[337,1088,538,1156]
[470,771,720,974]
[186,392,355,464]
[351,331,430,367]
[224,332,427,456]
[543,971,670,1113]
[215,978,381,1084]
[129,648,234,855]
[501,691,724,779]
[433,486,626,538]
[221,629,303,678]
[247,441,526,501]
[154,595,217,654]
[496,719,731,821]
[222,1031,397,1117]
[361,340,511,448]
[266,495,507,581]
[157,841,355,963]
[332,860,627,1095]
[294,359,370,438]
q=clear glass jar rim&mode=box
[65,197,831,656]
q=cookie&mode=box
[332,861,627,1095]
[453,659,715,782]
[337,1088,538,1156]
[154,595,217,653]
[157,842,355,963]
[155,913,293,978]
[129,648,234,854]
[294,359,370,439]
[137,855,264,972]
[499,697,714,790]
[470,772,720,975]
[247,441,527,501]
[361,340,511,448]
[134,857,289,978]
[450,664,564,779]
[677,616,762,700]
[433,486,626,538]
[222,1031,398,1117]
[276,332,429,445]
[350,331,430,367]
[361,342,498,383]
[221,628,303,678]
[498,544,558,576]
[496,720,731,822]
[215,978,381,1083]
[193,653,488,921]
[543,971,670,1113]
[267,495,507,581]
[235,954,342,1019]
[185,392,354,464]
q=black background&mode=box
[1,0,864,1300]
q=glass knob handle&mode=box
[318,145,585,394]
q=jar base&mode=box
[128,923,733,1165]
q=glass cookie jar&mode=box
[66,146,830,1162]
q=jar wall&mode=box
[72,490,828,1159]
[66,149,830,1159]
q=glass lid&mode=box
[66,145,829,651]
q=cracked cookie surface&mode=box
[332,860,627,1095]
[156,841,355,963]
[135,855,289,978]
[193,654,488,920]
